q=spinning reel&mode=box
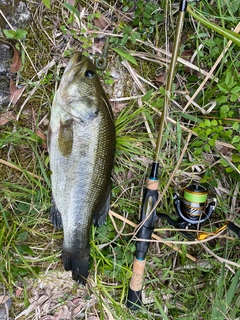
[158,184,216,240]
[158,183,240,240]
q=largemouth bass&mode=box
[48,53,115,284]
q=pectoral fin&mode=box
[58,119,73,156]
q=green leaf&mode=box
[232,154,240,162]
[63,2,80,20]
[3,29,15,39]
[220,159,228,167]
[225,71,232,86]
[206,128,212,136]
[142,89,154,101]
[112,48,138,65]
[130,32,141,44]
[42,0,51,9]
[154,296,169,320]
[194,147,203,155]
[204,144,211,152]
[216,95,228,103]
[211,119,218,126]
[16,231,28,242]
[209,139,215,147]
[192,140,203,147]
[230,94,238,102]
[233,122,239,131]
[217,83,229,94]
[121,33,129,46]
[178,112,201,123]
[220,105,229,114]
[202,39,216,47]
[231,86,240,94]
[216,125,224,132]
[94,12,101,18]
[123,26,132,34]
[225,129,233,138]
[225,76,236,89]
[3,29,27,40]
[205,119,211,127]
[232,136,240,144]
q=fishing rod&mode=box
[126,0,188,310]
[126,0,240,309]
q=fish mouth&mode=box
[63,52,83,74]
[63,52,95,80]
[68,52,83,67]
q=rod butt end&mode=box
[126,288,142,310]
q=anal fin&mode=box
[50,197,63,230]
[93,187,111,227]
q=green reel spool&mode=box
[182,184,208,218]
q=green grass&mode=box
[0,0,240,318]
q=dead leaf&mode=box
[154,74,165,86]
[10,48,22,73]
[15,288,23,297]
[66,0,75,5]
[36,128,46,141]
[36,128,47,150]
[54,305,72,320]
[10,77,25,104]
[127,169,134,180]
[0,111,15,126]
[93,14,108,29]
[0,295,9,304]
[9,77,17,93]
[113,102,126,113]
[182,49,193,60]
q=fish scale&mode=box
[48,53,115,284]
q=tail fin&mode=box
[62,248,89,285]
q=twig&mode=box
[201,242,240,270]
[0,159,44,181]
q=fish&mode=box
[48,52,115,284]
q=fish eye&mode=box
[85,70,95,78]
